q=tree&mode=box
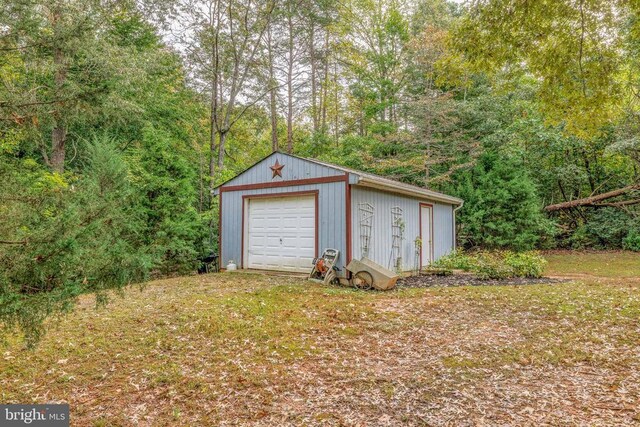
[341,0,410,133]
[0,5,209,344]
[129,126,201,272]
[256,0,339,153]
[264,23,280,152]
[171,0,276,196]
[404,11,480,185]
[450,0,640,219]
[0,0,127,173]
[455,152,555,250]
[303,0,338,136]
[451,0,632,138]
[0,137,150,345]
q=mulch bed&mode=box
[398,273,567,288]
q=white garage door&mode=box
[246,195,316,272]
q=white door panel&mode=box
[420,205,433,267]
[246,195,316,272]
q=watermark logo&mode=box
[1,405,69,426]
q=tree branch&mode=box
[544,184,640,211]
[592,199,640,208]
[0,239,51,245]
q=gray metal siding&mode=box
[220,181,347,273]
[219,152,457,275]
[223,152,343,187]
[350,186,455,272]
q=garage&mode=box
[215,152,462,275]
[243,193,318,272]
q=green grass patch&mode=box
[544,250,640,277]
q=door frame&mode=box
[419,202,434,269]
[241,190,319,269]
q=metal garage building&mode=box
[214,152,463,276]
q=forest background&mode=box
[2,0,639,341]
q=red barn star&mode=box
[270,159,285,178]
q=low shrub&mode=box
[432,249,477,271]
[504,251,547,278]
[473,252,515,280]
[434,250,547,279]
[623,229,640,251]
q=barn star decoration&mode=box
[270,159,285,178]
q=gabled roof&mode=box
[297,154,463,205]
[217,151,463,205]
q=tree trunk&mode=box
[286,11,294,153]
[217,130,227,169]
[209,129,217,196]
[424,108,432,184]
[270,92,279,152]
[267,26,278,152]
[209,84,218,197]
[333,58,339,146]
[425,140,431,184]
[51,125,66,174]
[321,30,329,133]
[198,146,204,212]
[50,8,67,174]
[309,24,318,133]
[544,184,640,211]
[209,8,220,199]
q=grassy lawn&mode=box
[1,253,639,426]
[544,250,640,278]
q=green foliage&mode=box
[504,252,547,279]
[451,0,629,138]
[623,229,640,252]
[0,137,151,346]
[421,266,453,276]
[455,152,556,251]
[472,252,514,280]
[432,249,477,271]
[129,126,201,273]
[341,0,410,133]
[0,3,209,344]
[434,250,547,279]
[569,209,638,250]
